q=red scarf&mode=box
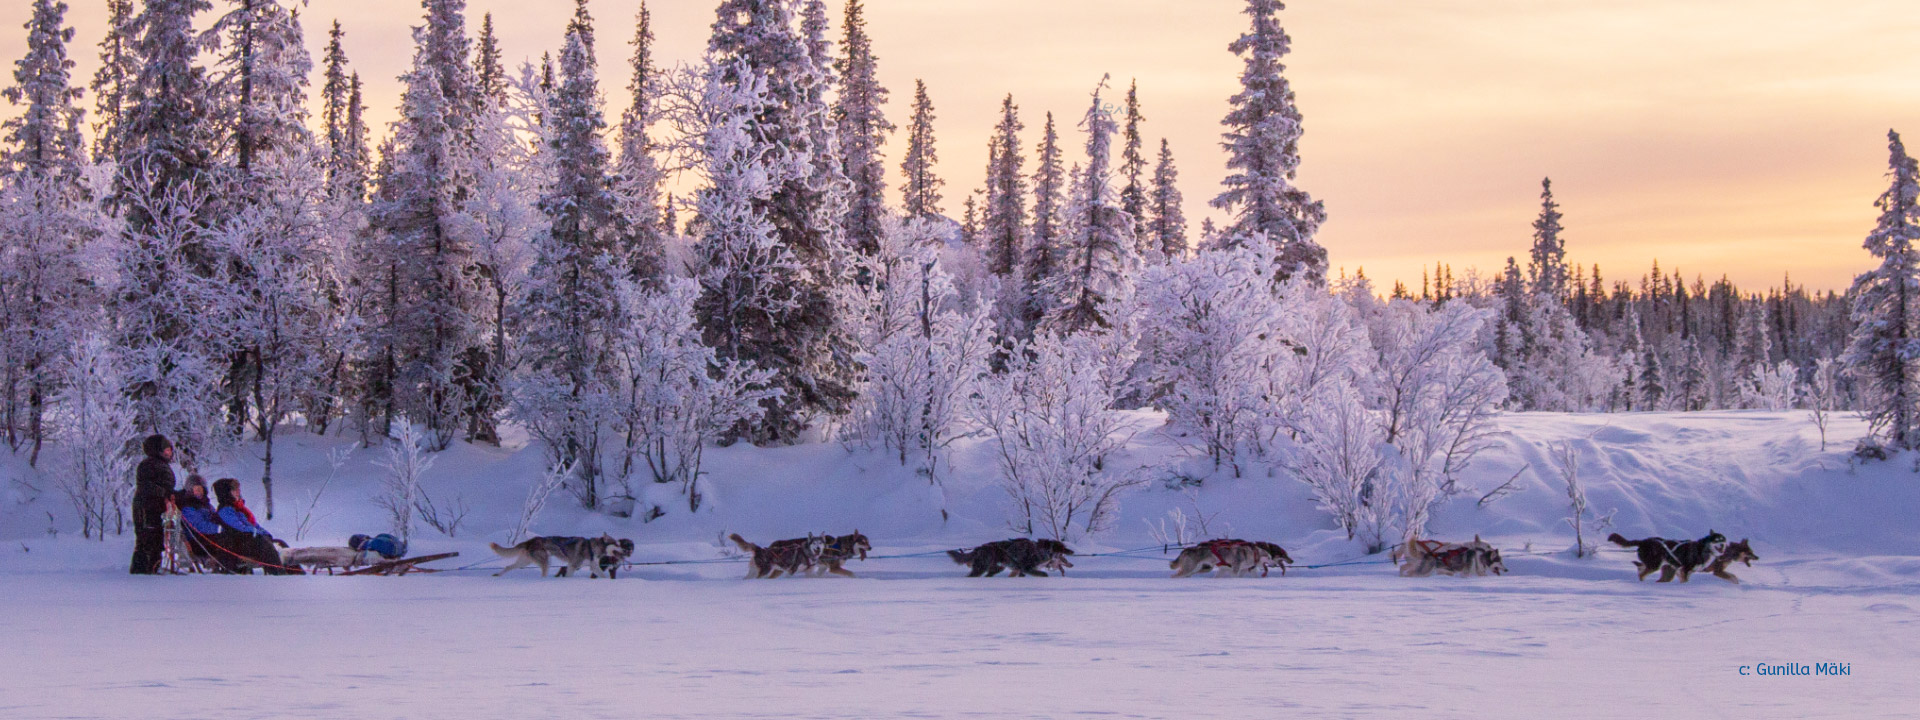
[230,498,260,529]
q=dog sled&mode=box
[339,552,461,576]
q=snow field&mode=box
[5,410,1919,718]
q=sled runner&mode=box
[340,551,460,576]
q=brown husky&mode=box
[729,533,823,578]
[1703,539,1758,584]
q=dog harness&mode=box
[1411,540,1474,572]
[1205,539,1250,567]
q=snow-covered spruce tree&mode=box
[977,326,1146,541]
[1119,79,1153,261]
[700,0,855,444]
[1044,78,1137,334]
[797,0,851,280]
[4,0,84,182]
[88,0,136,162]
[1023,111,1065,333]
[1637,320,1666,411]
[959,193,979,247]
[982,95,1027,278]
[1148,138,1188,260]
[1210,0,1327,284]
[1493,186,1622,411]
[342,75,369,197]
[207,0,311,176]
[833,0,891,257]
[50,330,136,539]
[614,1,666,281]
[352,138,402,444]
[1133,245,1291,475]
[1,0,94,465]
[900,79,942,222]
[1528,178,1569,300]
[307,28,367,436]
[516,0,627,510]
[1504,297,1621,411]
[1732,301,1777,378]
[1842,131,1920,450]
[473,12,506,103]
[612,276,776,513]
[689,57,807,436]
[319,21,370,201]
[845,216,995,489]
[370,0,489,450]
[114,0,229,468]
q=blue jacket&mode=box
[218,506,269,537]
[180,505,224,536]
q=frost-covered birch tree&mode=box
[977,327,1145,540]
[612,276,775,513]
[51,330,136,540]
[1134,245,1290,474]
[846,217,995,487]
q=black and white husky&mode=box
[948,539,1075,577]
[1608,530,1727,582]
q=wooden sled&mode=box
[340,551,460,576]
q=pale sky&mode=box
[4,0,1917,292]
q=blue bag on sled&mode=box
[349,533,408,560]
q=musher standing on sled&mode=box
[129,434,177,574]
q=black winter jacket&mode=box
[133,455,176,503]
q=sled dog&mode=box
[730,533,824,579]
[1170,539,1292,578]
[491,534,634,578]
[1608,530,1727,582]
[1703,539,1758,584]
[948,538,1075,577]
[1401,535,1506,577]
[282,546,363,575]
[593,535,637,579]
[810,531,872,577]
[1251,542,1295,576]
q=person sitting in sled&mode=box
[211,478,301,575]
[173,476,239,572]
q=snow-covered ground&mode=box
[4,410,1918,718]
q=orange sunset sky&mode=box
[3,0,1917,292]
